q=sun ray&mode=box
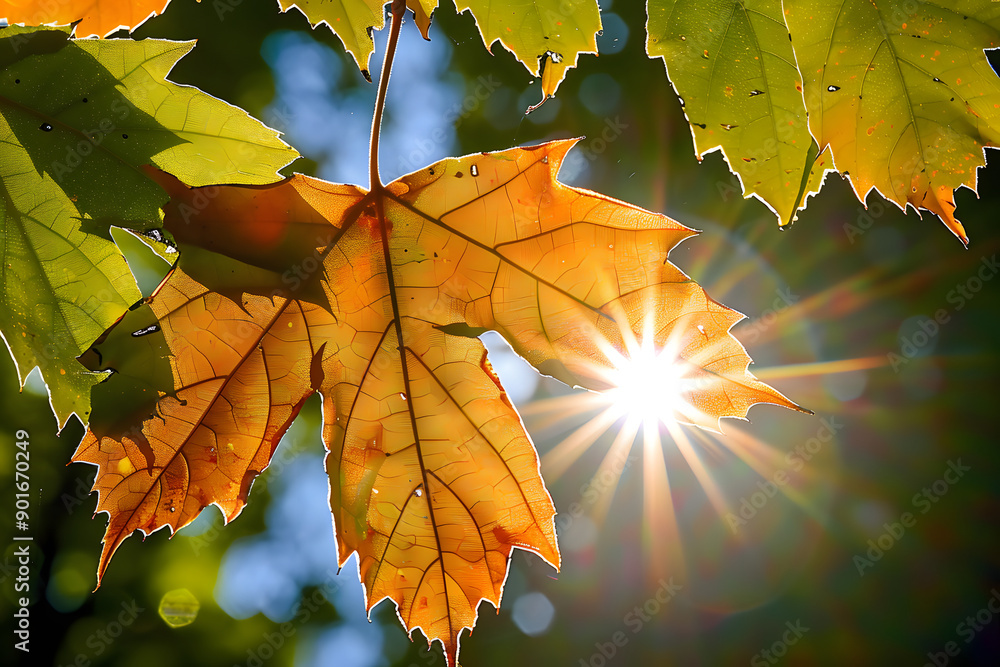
[540,407,624,483]
[720,425,836,525]
[642,423,685,582]
[587,417,641,529]
[670,424,730,521]
[753,355,887,380]
[521,391,602,421]
[518,274,848,582]
[715,424,790,480]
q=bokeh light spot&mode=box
[578,73,621,116]
[45,551,92,613]
[823,369,867,401]
[158,588,201,628]
[596,13,629,54]
[512,591,556,636]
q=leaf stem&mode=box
[369,0,406,192]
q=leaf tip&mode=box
[753,379,812,419]
[944,216,969,247]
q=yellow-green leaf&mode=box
[1,115,140,427]
[277,0,387,80]
[276,1,441,75]
[77,38,299,186]
[408,0,437,39]
[785,0,1000,244]
[0,25,297,424]
[647,0,815,226]
[454,0,602,110]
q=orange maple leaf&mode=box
[74,140,799,666]
[0,0,175,37]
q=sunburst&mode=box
[519,312,886,582]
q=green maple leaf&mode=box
[456,0,602,109]
[647,0,818,227]
[0,25,298,426]
[786,0,1000,243]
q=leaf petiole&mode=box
[369,0,406,192]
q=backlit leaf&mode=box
[784,0,1000,244]
[408,0,437,40]
[277,0,387,80]
[647,0,816,226]
[454,0,602,110]
[0,25,297,424]
[0,0,173,37]
[0,117,139,427]
[277,1,439,77]
[74,141,799,666]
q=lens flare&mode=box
[527,312,880,586]
[601,338,691,426]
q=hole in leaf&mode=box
[131,324,160,337]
